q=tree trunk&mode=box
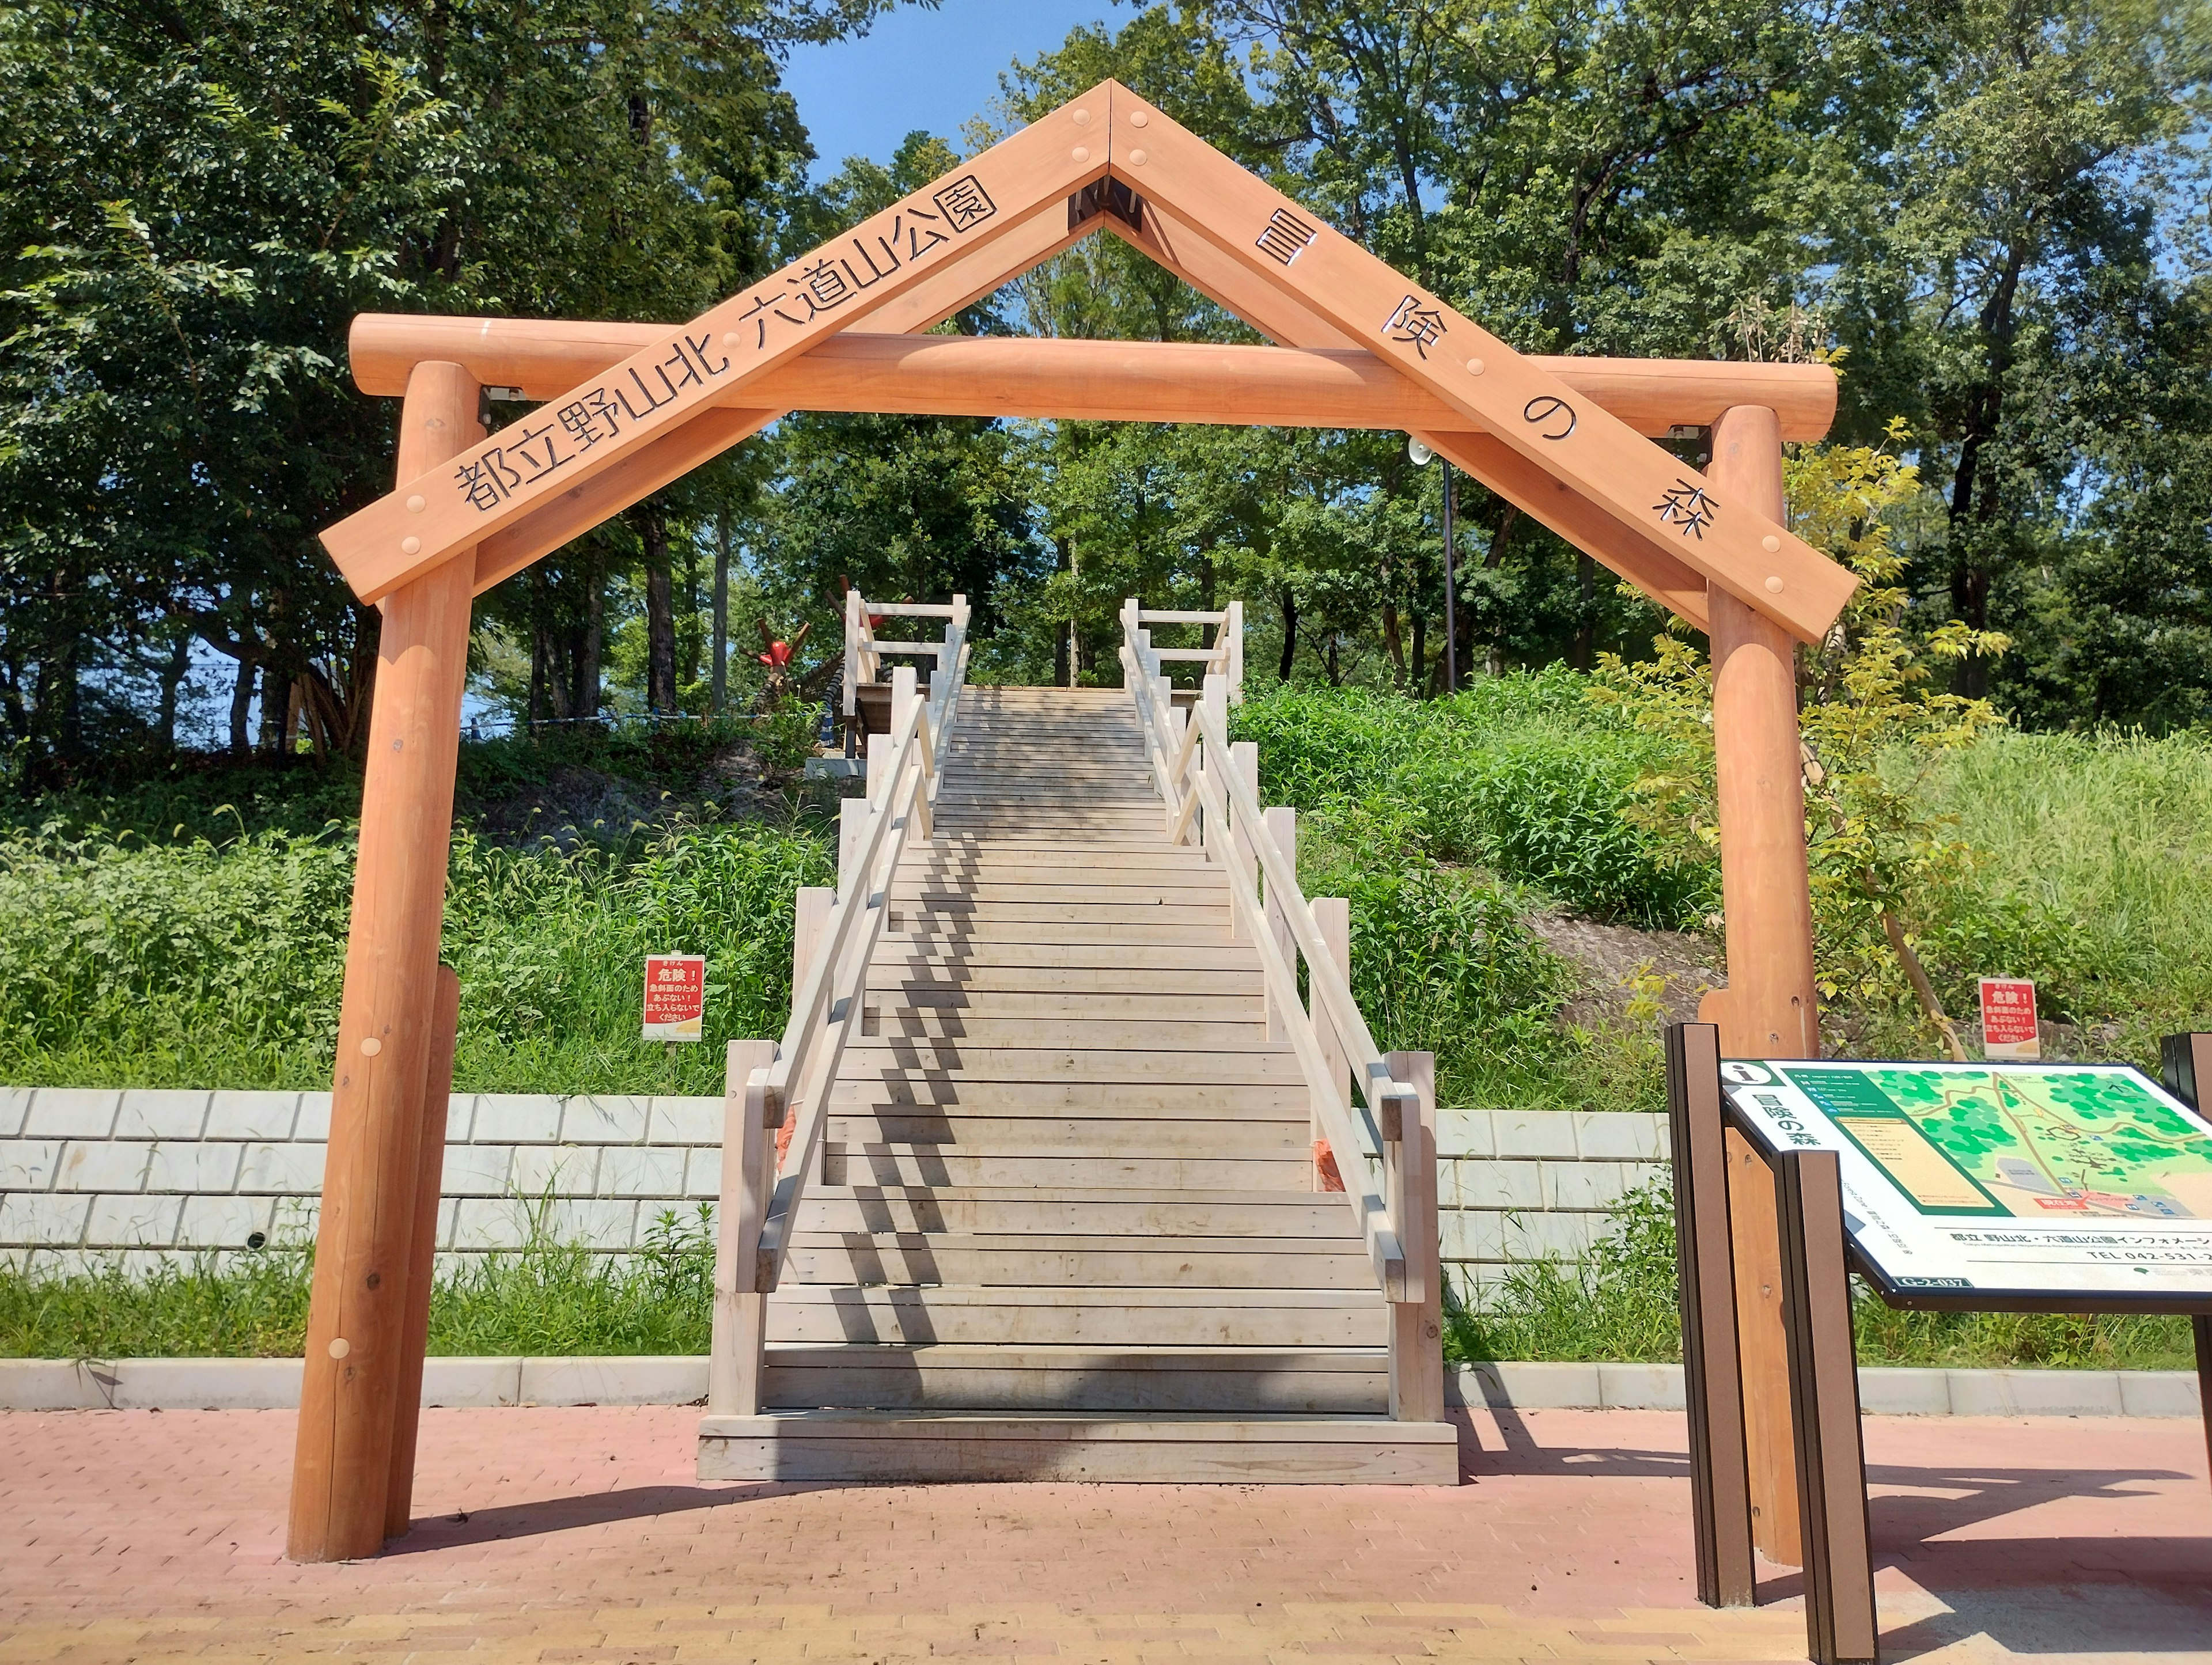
[711,518,730,715]
[1571,552,1596,670]
[641,510,676,715]
[1278,584,1298,682]
[1409,609,1426,699]
[578,559,604,721]
[156,634,191,749]
[1381,603,1406,682]
[230,656,256,757]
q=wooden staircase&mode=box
[699,602,1455,1484]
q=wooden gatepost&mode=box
[289,78,1859,1561]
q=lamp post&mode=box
[1407,438,1456,693]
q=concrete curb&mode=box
[0,1356,2198,1415]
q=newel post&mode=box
[289,361,482,1564]
[1382,1049,1443,1424]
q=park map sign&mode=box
[1721,1059,2212,1310]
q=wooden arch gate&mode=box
[292,79,1858,1562]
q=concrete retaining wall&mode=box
[2,1087,1665,1283]
[0,1355,2198,1417]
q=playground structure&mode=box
[294,68,1864,1613]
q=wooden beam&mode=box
[289,363,480,1564]
[324,86,1117,602]
[352,318,1836,442]
[384,963,459,1542]
[1099,82,1856,643]
[463,218,1104,599]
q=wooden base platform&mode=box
[696,1410,1460,1484]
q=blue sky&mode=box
[782,0,1127,178]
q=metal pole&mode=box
[1442,462,1457,695]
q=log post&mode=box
[289,361,482,1563]
[382,964,460,1541]
[710,1037,781,1416]
[1229,741,1258,942]
[1263,807,1297,1037]
[1705,403,1820,1569]
[1310,897,1350,1192]
[1706,404,1819,1059]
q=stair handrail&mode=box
[753,606,971,1295]
[845,589,970,723]
[1127,599,1243,702]
[1118,611,1418,1303]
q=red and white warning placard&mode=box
[642,954,707,1042]
[1978,977,2040,1060]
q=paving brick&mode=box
[1570,1112,1667,1160]
[114,1090,213,1140]
[545,1197,639,1249]
[50,1140,151,1192]
[1455,1159,1543,1211]
[1433,1110,1493,1159]
[1437,1210,1509,1264]
[292,1093,334,1140]
[235,1141,327,1193]
[560,1095,653,1144]
[200,1091,301,1140]
[0,1086,31,1137]
[440,1143,518,1197]
[599,1144,688,1199]
[647,1095,726,1145]
[175,1194,278,1250]
[23,1087,121,1138]
[0,1190,90,1246]
[437,1093,478,1143]
[0,1138,63,1191]
[510,1143,603,1199]
[1489,1110,1577,1159]
[684,1146,723,1199]
[453,1197,533,1250]
[470,1094,565,1143]
[83,1193,185,1247]
[140,1140,246,1193]
[1537,1160,1627,1211]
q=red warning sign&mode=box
[642,954,707,1041]
[1978,977,2040,1060]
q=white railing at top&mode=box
[1126,599,1243,703]
[709,600,971,1416]
[845,589,969,720]
[1117,598,1422,1307]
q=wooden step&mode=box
[696,1410,1459,1484]
[791,1188,1363,1237]
[762,1285,1385,1347]
[819,1147,1308,1189]
[757,1344,1389,1413]
[859,1015,1274,1051]
[861,988,1266,1021]
[827,1113,1308,1151]
[834,1045,1303,1085]
[825,1079,1309,1113]
[782,1234,1372,1288]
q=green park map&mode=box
[1770,1064,2212,1223]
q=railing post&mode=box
[1384,1048,1444,1424]
[1229,741,1259,942]
[1198,673,1228,858]
[1226,599,1244,701]
[1310,896,1350,1191]
[710,1036,779,1416]
[1263,807,1297,1036]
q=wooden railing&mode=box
[710,602,972,1416]
[1124,599,1243,703]
[1119,599,1444,1423]
[844,589,969,725]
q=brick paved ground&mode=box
[1,1406,2206,1662]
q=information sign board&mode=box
[1721,1059,2212,1310]
[642,953,707,1041]
[1978,978,2040,1059]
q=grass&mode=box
[0,1205,717,1360]
[0,718,834,1096]
[1444,1179,2202,1372]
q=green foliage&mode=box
[1237,673,1714,926]
[0,768,833,1093]
[1444,1177,2196,1369]
[0,1204,719,1359]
